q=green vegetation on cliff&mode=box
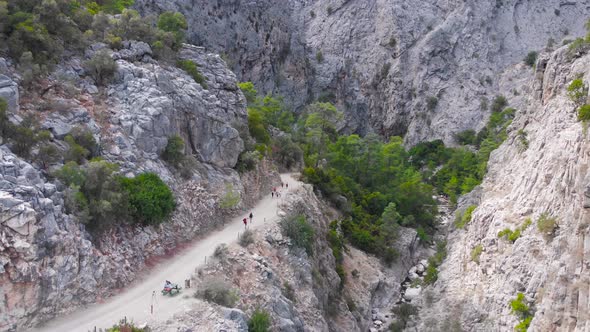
[239,81,514,263]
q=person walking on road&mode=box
[271,191,274,198]
[286,183,289,189]
[243,217,248,229]
[249,212,253,224]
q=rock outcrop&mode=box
[134,0,590,145]
[410,46,590,331]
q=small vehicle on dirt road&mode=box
[161,281,181,296]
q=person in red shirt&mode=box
[243,217,248,229]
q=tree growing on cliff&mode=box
[162,135,186,168]
[157,11,188,45]
[84,49,118,86]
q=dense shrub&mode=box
[197,279,239,307]
[578,104,590,121]
[177,60,208,89]
[119,172,175,225]
[213,243,228,260]
[490,95,508,113]
[426,96,438,111]
[64,134,90,164]
[239,229,255,247]
[248,308,271,332]
[0,113,51,158]
[35,143,61,169]
[523,51,538,67]
[235,150,260,173]
[85,49,118,86]
[455,129,477,145]
[162,135,185,168]
[56,160,129,231]
[280,214,315,256]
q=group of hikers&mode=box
[271,181,288,199]
[242,212,253,228]
[241,181,290,229]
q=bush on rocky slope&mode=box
[0,0,186,78]
[196,279,239,307]
[280,214,315,256]
[119,172,175,226]
[55,161,175,230]
[248,308,271,332]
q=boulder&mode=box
[113,41,153,62]
[403,287,422,301]
[0,74,19,112]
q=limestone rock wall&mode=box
[134,0,590,145]
[410,46,590,331]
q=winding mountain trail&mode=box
[30,173,301,332]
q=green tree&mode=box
[157,11,187,44]
[84,49,118,86]
[304,102,342,166]
[119,172,175,225]
[238,82,258,104]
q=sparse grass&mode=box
[282,282,296,302]
[455,205,476,229]
[498,218,532,243]
[537,213,557,238]
[471,244,483,263]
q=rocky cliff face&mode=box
[134,0,590,145]
[409,46,590,331]
[0,42,279,330]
